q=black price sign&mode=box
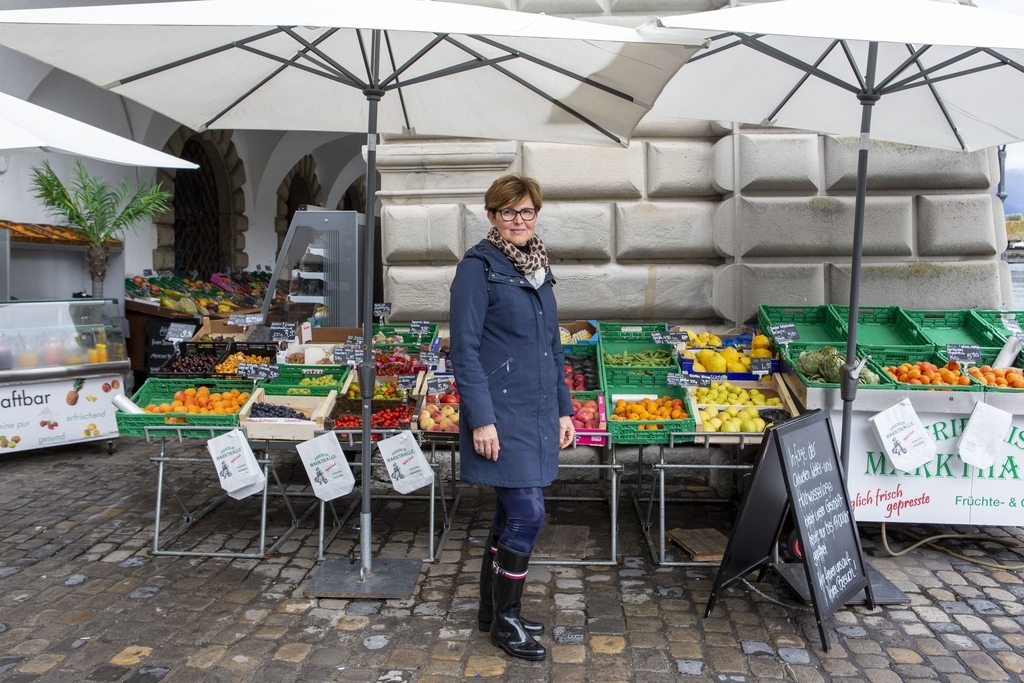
[270,322,297,341]
[229,313,263,326]
[333,346,364,365]
[164,323,195,343]
[143,269,153,277]
[769,323,800,343]
[259,363,280,380]
[946,344,981,364]
[237,362,261,378]
[662,332,690,344]
[346,335,365,346]
[397,374,418,390]
[374,302,392,317]
[751,357,773,376]
[427,377,452,394]
[410,320,430,335]
[666,372,698,387]
[419,351,440,366]
[301,368,325,375]
[651,332,666,344]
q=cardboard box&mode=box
[191,316,247,342]
[310,327,364,344]
[560,320,597,343]
[238,387,336,442]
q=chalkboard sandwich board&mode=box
[705,410,873,651]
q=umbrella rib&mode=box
[281,26,368,90]
[880,47,983,94]
[904,44,966,151]
[381,54,518,89]
[982,47,1024,75]
[766,40,841,124]
[379,33,447,89]
[874,44,932,93]
[734,34,860,95]
[468,34,635,103]
[235,43,355,86]
[383,31,412,132]
[838,40,866,92]
[204,29,341,130]
[114,27,283,86]
[356,30,375,86]
[884,61,1005,95]
[686,33,755,63]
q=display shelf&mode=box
[287,295,326,304]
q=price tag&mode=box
[662,332,690,344]
[270,322,297,341]
[419,351,440,366]
[228,313,263,327]
[397,374,418,391]
[427,377,452,394]
[346,335,365,346]
[143,269,153,277]
[946,344,981,364]
[259,363,280,381]
[999,315,1024,343]
[374,302,392,317]
[751,357,773,376]
[666,372,697,387]
[164,323,195,343]
[301,368,325,375]
[237,361,261,378]
[651,332,666,344]
[410,320,430,335]
[333,346,364,366]
[769,323,800,343]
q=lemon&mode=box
[706,353,727,373]
[750,348,773,359]
[720,347,739,363]
[692,361,707,373]
[726,361,746,373]
[752,334,772,350]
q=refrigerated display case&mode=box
[0,298,131,454]
[261,208,364,327]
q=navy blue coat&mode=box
[449,240,574,488]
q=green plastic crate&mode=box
[598,340,679,388]
[971,310,1024,342]
[757,305,848,344]
[830,305,933,348]
[898,309,1005,350]
[938,347,1024,393]
[780,343,898,390]
[259,367,348,396]
[605,386,695,444]
[372,323,439,352]
[116,378,254,439]
[563,344,601,391]
[863,347,985,392]
[597,322,668,343]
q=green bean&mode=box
[603,350,674,367]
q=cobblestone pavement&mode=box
[2,437,1024,683]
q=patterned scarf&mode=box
[486,227,549,276]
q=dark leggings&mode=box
[490,486,546,554]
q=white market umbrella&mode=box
[656,0,1024,468]
[0,0,703,585]
[0,90,197,168]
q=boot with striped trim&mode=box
[478,530,544,634]
[490,544,546,661]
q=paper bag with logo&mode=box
[207,428,266,499]
[957,401,1012,469]
[376,430,432,494]
[296,431,355,501]
[867,398,935,473]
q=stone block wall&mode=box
[378,123,1008,325]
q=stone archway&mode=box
[275,154,324,252]
[153,126,248,272]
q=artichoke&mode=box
[797,349,824,376]
[820,351,846,383]
[860,366,880,385]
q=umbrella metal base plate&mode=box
[305,556,422,599]
[774,560,909,606]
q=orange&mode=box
[230,389,240,397]
[238,392,250,402]
[958,376,972,386]
[145,403,158,412]
[184,387,197,398]
[173,405,187,414]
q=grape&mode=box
[249,403,308,420]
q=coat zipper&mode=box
[485,357,513,379]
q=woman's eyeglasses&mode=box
[496,208,537,222]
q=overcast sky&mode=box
[974,0,1024,180]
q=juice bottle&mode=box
[97,343,108,363]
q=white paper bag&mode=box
[296,431,355,501]
[957,401,1013,469]
[867,399,935,472]
[207,428,266,498]
[376,431,432,494]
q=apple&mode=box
[428,424,442,432]
[441,393,459,404]
[576,408,595,423]
[571,399,582,412]
[583,400,598,412]
[445,424,460,433]
[571,418,584,429]
[585,420,599,429]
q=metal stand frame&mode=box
[331,428,460,563]
[631,431,760,567]
[145,426,315,559]
[533,431,621,566]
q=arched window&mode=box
[173,138,225,278]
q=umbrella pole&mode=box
[840,41,879,475]
[358,32,384,578]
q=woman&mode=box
[449,174,574,662]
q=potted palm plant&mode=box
[30,158,172,299]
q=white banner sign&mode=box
[844,410,1024,526]
[0,375,123,453]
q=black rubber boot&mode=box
[478,530,544,635]
[490,544,546,661]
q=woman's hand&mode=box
[559,415,575,449]
[473,424,500,461]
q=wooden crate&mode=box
[238,387,336,442]
[690,375,800,445]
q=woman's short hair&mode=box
[484,174,543,213]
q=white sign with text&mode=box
[0,375,123,453]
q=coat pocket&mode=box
[485,356,519,390]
